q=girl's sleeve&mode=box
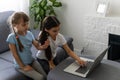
[6,34,16,44]
[59,33,67,45]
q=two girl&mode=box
[7,12,86,80]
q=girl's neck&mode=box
[17,31,27,36]
[51,36,56,41]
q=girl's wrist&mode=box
[39,45,45,50]
[40,45,47,50]
[40,45,43,50]
[48,59,54,64]
[20,65,25,69]
[76,56,81,61]
[77,58,83,63]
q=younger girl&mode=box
[36,16,86,74]
[6,12,49,80]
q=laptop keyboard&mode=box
[75,61,94,74]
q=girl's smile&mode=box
[46,26,60,40]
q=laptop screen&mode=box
[87,47,109,75]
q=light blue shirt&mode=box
[6,31,35,68]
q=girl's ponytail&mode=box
[16,36,24,52]
[39,18,52,60]
[13,27,24,52]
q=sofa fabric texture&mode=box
[0,11,14,53]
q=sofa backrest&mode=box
[0,11,14,53]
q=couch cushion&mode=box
[0,51,13,63]
[0,11,14,53]
[0,59,13,71]
[0,59,32,80]
[64,36,73,46]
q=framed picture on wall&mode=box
[96,1,109,17]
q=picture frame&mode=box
[96,1,109,17]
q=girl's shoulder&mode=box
[6,33,16,44]
[27,31,32,34]
[56,33,66,41]
[27,31,34,36]
[57,33,64,38]
[26,31,35,40]
[8,33,15,37]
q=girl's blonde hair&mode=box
[10,12,29,27]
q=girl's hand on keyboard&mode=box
[77,59,87,67]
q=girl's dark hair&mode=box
[39,16,60,60]
[10,12,29,52]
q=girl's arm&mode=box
[9,43,25,68]
[9,43,33,71]
[48,58,55,69]
[63,44,86,67]
[32,39,49,50]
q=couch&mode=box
[0,11,74,80]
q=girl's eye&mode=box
[53,31,57,32]
[52,30,59,33]
[52,28,60,33]
[22,24,25,26]
[22,22,28,26]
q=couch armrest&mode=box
[0,11,14,53]
[64,36,74,51]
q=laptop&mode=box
[64,46,109,77]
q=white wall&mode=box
[108,0,120,17]
[56,0,120,55]
[0,0,29,14]
[84,16,120,58]
[56,0,96,53]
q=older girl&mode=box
[36,16,86,74]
